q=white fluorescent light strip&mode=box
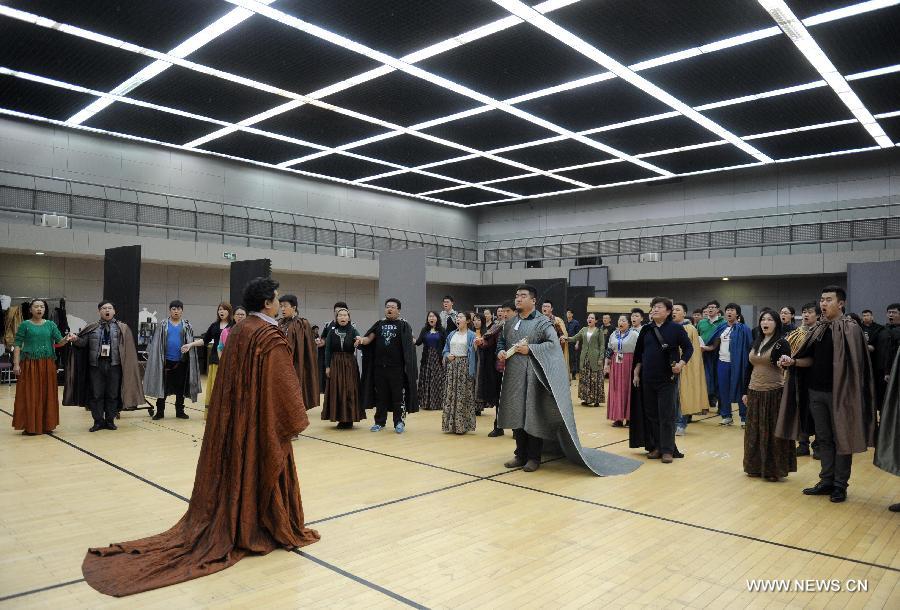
[66,1,277,126]
[758,0,893,147]
[490,0,773,163]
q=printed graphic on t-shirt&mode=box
[380,323,398,346]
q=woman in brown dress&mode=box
[742,309,796,481]
[322,308,363,428]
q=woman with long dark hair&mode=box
[322,307,363,428]
[565,313,607,406]
[474,310,500,415]
[416,311,446,411]
[742,309,796,481]
[12,299,74,434]
[203,302,233,417]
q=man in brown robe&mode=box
[279,294,319,411]
[82,277,320,596]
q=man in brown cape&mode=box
[63,300,144,431]
[776,285,876,503]
[82,277,320,596]
[278,293,319,411]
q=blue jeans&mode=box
[716,360,746,421]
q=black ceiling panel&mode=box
[516,77,674,133]
[700,85,853,136]
[431,187,506,206]
[323,70,479,127]
[0,74,97,121]
[639,35,822,106]
[129,65,287,123]
[750,123,877,159]
[429,156,535,184]
[422,110,556,151]
[548,0,776,66]
[3,0,234,52]
[292,153,395,181]
[808,7,900,75]
[498,139,614,171]
[187,16,381,95]
[555,162,660,186]
[851,72,900,116]
[276,0,511,58]
[85,102,216,144]
[0,19,151,91]
[418,21,605,100]
[594,115,722,155]
[650,145,758,174]
[198,130,318,165]
[488,175,581,197]
[255,103,389,148]
[365,171,460,194]
[350,133,466,166]
[879,116,900,143]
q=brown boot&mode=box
[647,450,661,459]
[504,456,527,468]
[523,459,541,472]
[661,453,673,463]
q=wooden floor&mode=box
[1,379,898,609]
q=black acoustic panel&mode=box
[595,115,722,155]
[351,133,466,166]
[0,74,97,121]
[230,259,271,310]
[556,162,659,186]
[431,187,504,206]
[130,65,287,123]
[255,103,390,148]
[4,0,235,52]
[86,101,217,144]
[488,175,579,197]
[104,245,141,348]
[700,86,854,136]
[548,0,776,66]
[293,153,394,181]
[567,287,596,328]
[324,70,480,127]
[0,19,150,91]
[430,156,533,183]
[651,145,759,174]
[276,0,511,58]
[199,130,318,165]
[515,76,673,132]
[499,139,614,171]
[879,116,900,143]
[188,16,381,95]
[751,123,878,159]
[418,21,604,100]
[423,109,556,151]
[808,8,900,75]
[527,279,568,320]
[640,35,822,106]
[849,72,900,116]
[365,172,459,194]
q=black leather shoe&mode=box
[803,481,835,496]
[523,459,541,472]
[152,411,164,420]
[175,411,189,419]
[89,424,103,432]
[105,422,117,430]
[487,428,504,437]
[830,488,847,503]
[889,503,900,512]
[795,444,810,456]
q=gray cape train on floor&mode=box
[875,350,900,476]
[498,313,641,476]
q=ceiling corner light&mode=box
[722,277,729,281]
[35,251,45,255]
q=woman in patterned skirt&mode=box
[415,311,446,410]
[442,312,477,434]
[565,313,607,406]
[604,315,639,427]
[322,308,363,428]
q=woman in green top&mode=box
[565,313,607,406]
[13,299,73,434]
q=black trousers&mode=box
[374,365,404,426]
[89,361,121,425]
[642,379,678,455]
[513,428,543,461]
[809,389,852,489]
[156,359,187,412]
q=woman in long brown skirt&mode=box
[742,310,796,481]
[12,299,73,434]
[322,308,364,428]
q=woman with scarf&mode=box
[604,314,639,427]
[442,311,477,434]
[322,307,363,428]
[415,311,446,411]
[565,313,607,406]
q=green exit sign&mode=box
[223,252,236,260]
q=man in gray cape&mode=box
[143,300,202,420]
[497,285,641,476]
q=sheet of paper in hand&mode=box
[505,338,527,359]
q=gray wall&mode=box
[378,248,426,334]
[848,260,900,321]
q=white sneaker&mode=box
[720,417,734,426]
[675,426,686,436]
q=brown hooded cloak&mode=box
[82,315,320,597]
[280,315,320,410]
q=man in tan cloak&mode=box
[278,293,320,410]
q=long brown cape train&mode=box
[82,315,320,597]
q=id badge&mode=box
[100,344,111,358]
[615,352,623,364]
